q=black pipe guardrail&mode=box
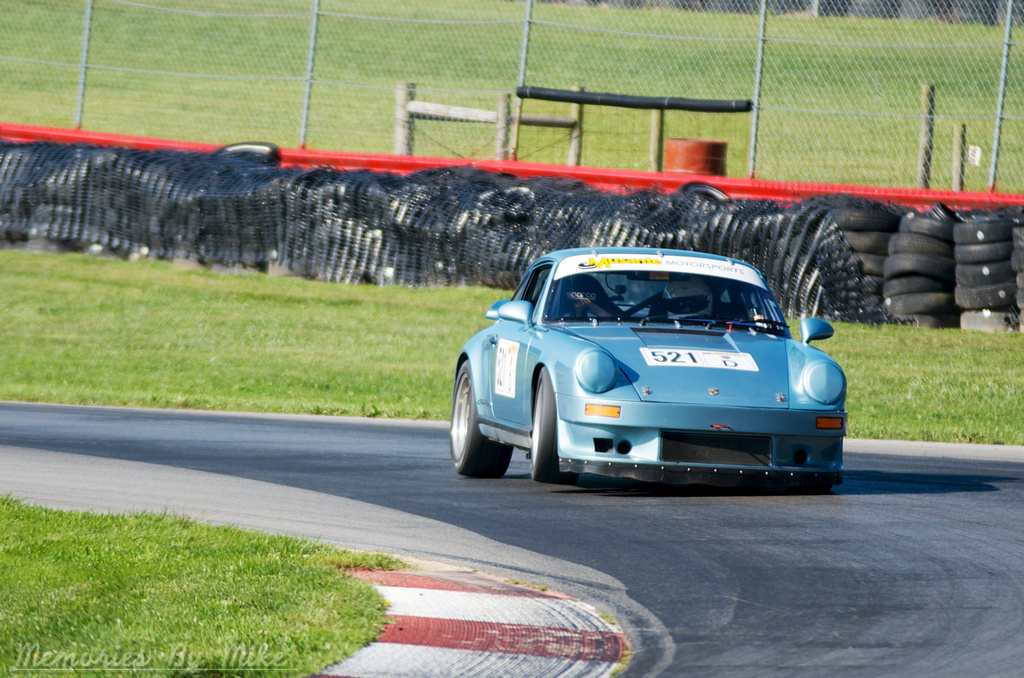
[516,86,752,113]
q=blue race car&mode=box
[450,247,847,491]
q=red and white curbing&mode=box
[312,570,628,678]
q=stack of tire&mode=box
[882,207,959,328]
[954,216,1019,332]
[1017,226,1024,331]
[832,206,901,299]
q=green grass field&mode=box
[1,0,1021,192]
[0,495,404,678]
[2,249,1022,444]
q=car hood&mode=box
[562,324,791,409]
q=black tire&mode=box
[212,141,282,166]
[960,310,1017,332]
[955,283,1018,309]
[1013,226,1024,248]
[855,252,886,277]
[831,207,901,233]
[1013,250,1024,272]
[893,314,961,329]
[955,241,1014,264]
[682,182,729,202]
[955,260,1016,287]
[863,274,885,295]
[450,362,513,478]
[882,275,950,297]
[899,212,955,242]
[884,253,956,282]
[884,292,955,315]
[843,231,891,254]
[1018,272,1024,288]
[953,219,1014,244]
[926,202,960,222]
[530,368,578,485]
[888,232,954,257]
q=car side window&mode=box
[514,265,552,306]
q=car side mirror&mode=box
[800,317,834,344]
[496,300,534,325]
[485,299,509,320]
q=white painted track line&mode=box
[378,587,613,631]
[318,643,618,678]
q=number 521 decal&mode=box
[640,347,758,371]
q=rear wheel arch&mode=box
[454,353,470,380]
[455,350,489,403]
[450,361,512,478]
[452,352,471,401]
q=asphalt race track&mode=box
[3,402,1024,677]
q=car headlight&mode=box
[575,349,619,394]
[801,362,846,405]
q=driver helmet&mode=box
[665,276,712,314]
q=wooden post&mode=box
[495,93,510,160]
[510,112,521,160]
[649,109,665,172]
[394,81,415,156]
[952,123,967,192]
[510,98,523,160]
[568,86,583,166]
[916,83,935,189]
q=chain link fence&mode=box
[2,0,1022,194]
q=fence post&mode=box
[952,123,967,192]
[394,82,416,156]
[568,86,583,166]
[747,0,769,179]
[74,0,95,130]
[496,93,510,160]
[649,109,664,172]
[988,0,1015,191]
[511,0,535,160]
[916,83,935,189]
[298,0,321,149]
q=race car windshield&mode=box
[542,269,787,329]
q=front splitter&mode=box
[561,458,843,490]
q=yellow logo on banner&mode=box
[581,256,662,270]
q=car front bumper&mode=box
[555,393,845,488]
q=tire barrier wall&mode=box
[840,202,1024,330]
[1,141,1019,327]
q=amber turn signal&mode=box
[816,417,844,430]
[585,404,621,418]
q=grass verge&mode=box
[0,250,501,419]
[1,249,1022,444]
[0,495,405,677]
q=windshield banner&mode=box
[554,253,766,288]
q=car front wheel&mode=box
[451,362,512,478]
[530,368,579,485]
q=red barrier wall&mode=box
[3,121,1022,210]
